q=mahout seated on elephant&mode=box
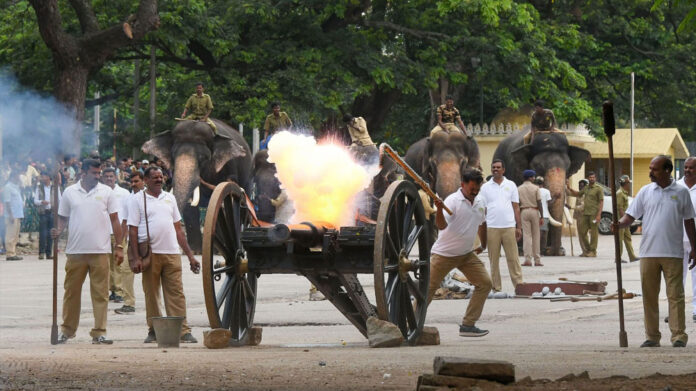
[181,82,217,134]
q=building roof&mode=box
[584,128,690,159]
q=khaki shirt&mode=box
[347,117,374,146]
[580,184,604,216]
[437,104,461,124]
[185,94,213,118]
[264,112,292,134]
[518,181,540,209]
[617,188,629,214]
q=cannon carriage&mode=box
[201,180,431,345]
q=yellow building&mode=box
[583,128,689,196]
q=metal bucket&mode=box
[152,316,184,348]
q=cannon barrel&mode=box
[268,221,336,247]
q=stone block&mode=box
[433,356,515,384]
[246,326,263,346]
[203,328,231,349]
[417,374,478,389]
[416,326,440,346]
[366,316,403,348]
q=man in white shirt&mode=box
[479,159,523,292]
[429,168,491,337]
[33,171,61,259]
[128,167,200,344]
[677,156,696,323]
[102,167,131,304]
[3,170,24,261]
[52,159,124,344]
[535,177,552,256]
[616,155,696,348]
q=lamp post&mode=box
[470,57,483,124]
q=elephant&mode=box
[492,131,590,256]
[404,132,481,199]
[251,150,289,223]
[142,118,252,252]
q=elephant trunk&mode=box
[545,167,566,255]
[435,158,462,198]
[172,149,201,212]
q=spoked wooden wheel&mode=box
[374,180,430,345]
[202,182,257,343]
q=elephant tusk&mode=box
[563,206,573,225]
[190,186,200,207]
[549,212,563,227]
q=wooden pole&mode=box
[50,171,60,345]
[603,101,628,348]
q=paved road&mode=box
[1,233,695,390]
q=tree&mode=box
[28,0,160,153]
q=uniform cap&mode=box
[523,169,536,178]
[619,175,631,183]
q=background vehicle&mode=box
[597,184,641,235]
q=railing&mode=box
[469,122,590,136]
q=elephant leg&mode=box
[183,204,202,254]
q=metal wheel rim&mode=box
[373,180,430,344]
[202,182,257,342]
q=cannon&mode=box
[201,180,431,345]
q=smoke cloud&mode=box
[0,69,79,164]
[267,131,378,227]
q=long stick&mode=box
[603,101,628,348]
[381,144,452,215]
[50,172,59,345]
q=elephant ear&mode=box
[511,144,532,168]
[142,130,173,168]
[212,133,247,173]
[568,146,590,176]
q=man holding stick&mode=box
[428,168,492,337]
[52,159,124,344]
[614,155,696,348]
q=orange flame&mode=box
[267,131,377,226]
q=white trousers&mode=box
[682,242,696,315]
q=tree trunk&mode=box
[54,65,89,154]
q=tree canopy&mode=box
[0,0,694,158]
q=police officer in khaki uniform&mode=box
[263,102,293,140]
[570,179,589,254]
[567,172,604,257]
[617,175,638,263]
[430,96,472,138]
[518,170,543,266]
[181,82,216,133]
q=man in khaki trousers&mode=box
[114,172,145,315]
[428,168,492,337]
[127,167,200,344]
[518,170,543,266]
[52,159,124,344]
[479,159,524,292]
[615,155,696,348]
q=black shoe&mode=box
[109,292,116,301]
[673,340,686,348]
[180,333,198,343]
[640,340,660,348]
[631,258,640,262]
[144,329,156,343]
[6,255,23,261]
[114,305,135,315]
[459,324,489,337]
[92,335,113,344]
[664,316,669,323]
[113,295,123,304]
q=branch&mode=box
[363,20,450,41]
[621,34,664,57]
[29,0,78,66]
[79,0,160,66]
[68,0,99,34]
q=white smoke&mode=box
[267,131,379,227]
[0,69,79,164]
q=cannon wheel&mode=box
[374,180,430,345]
[202,182,257,343]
